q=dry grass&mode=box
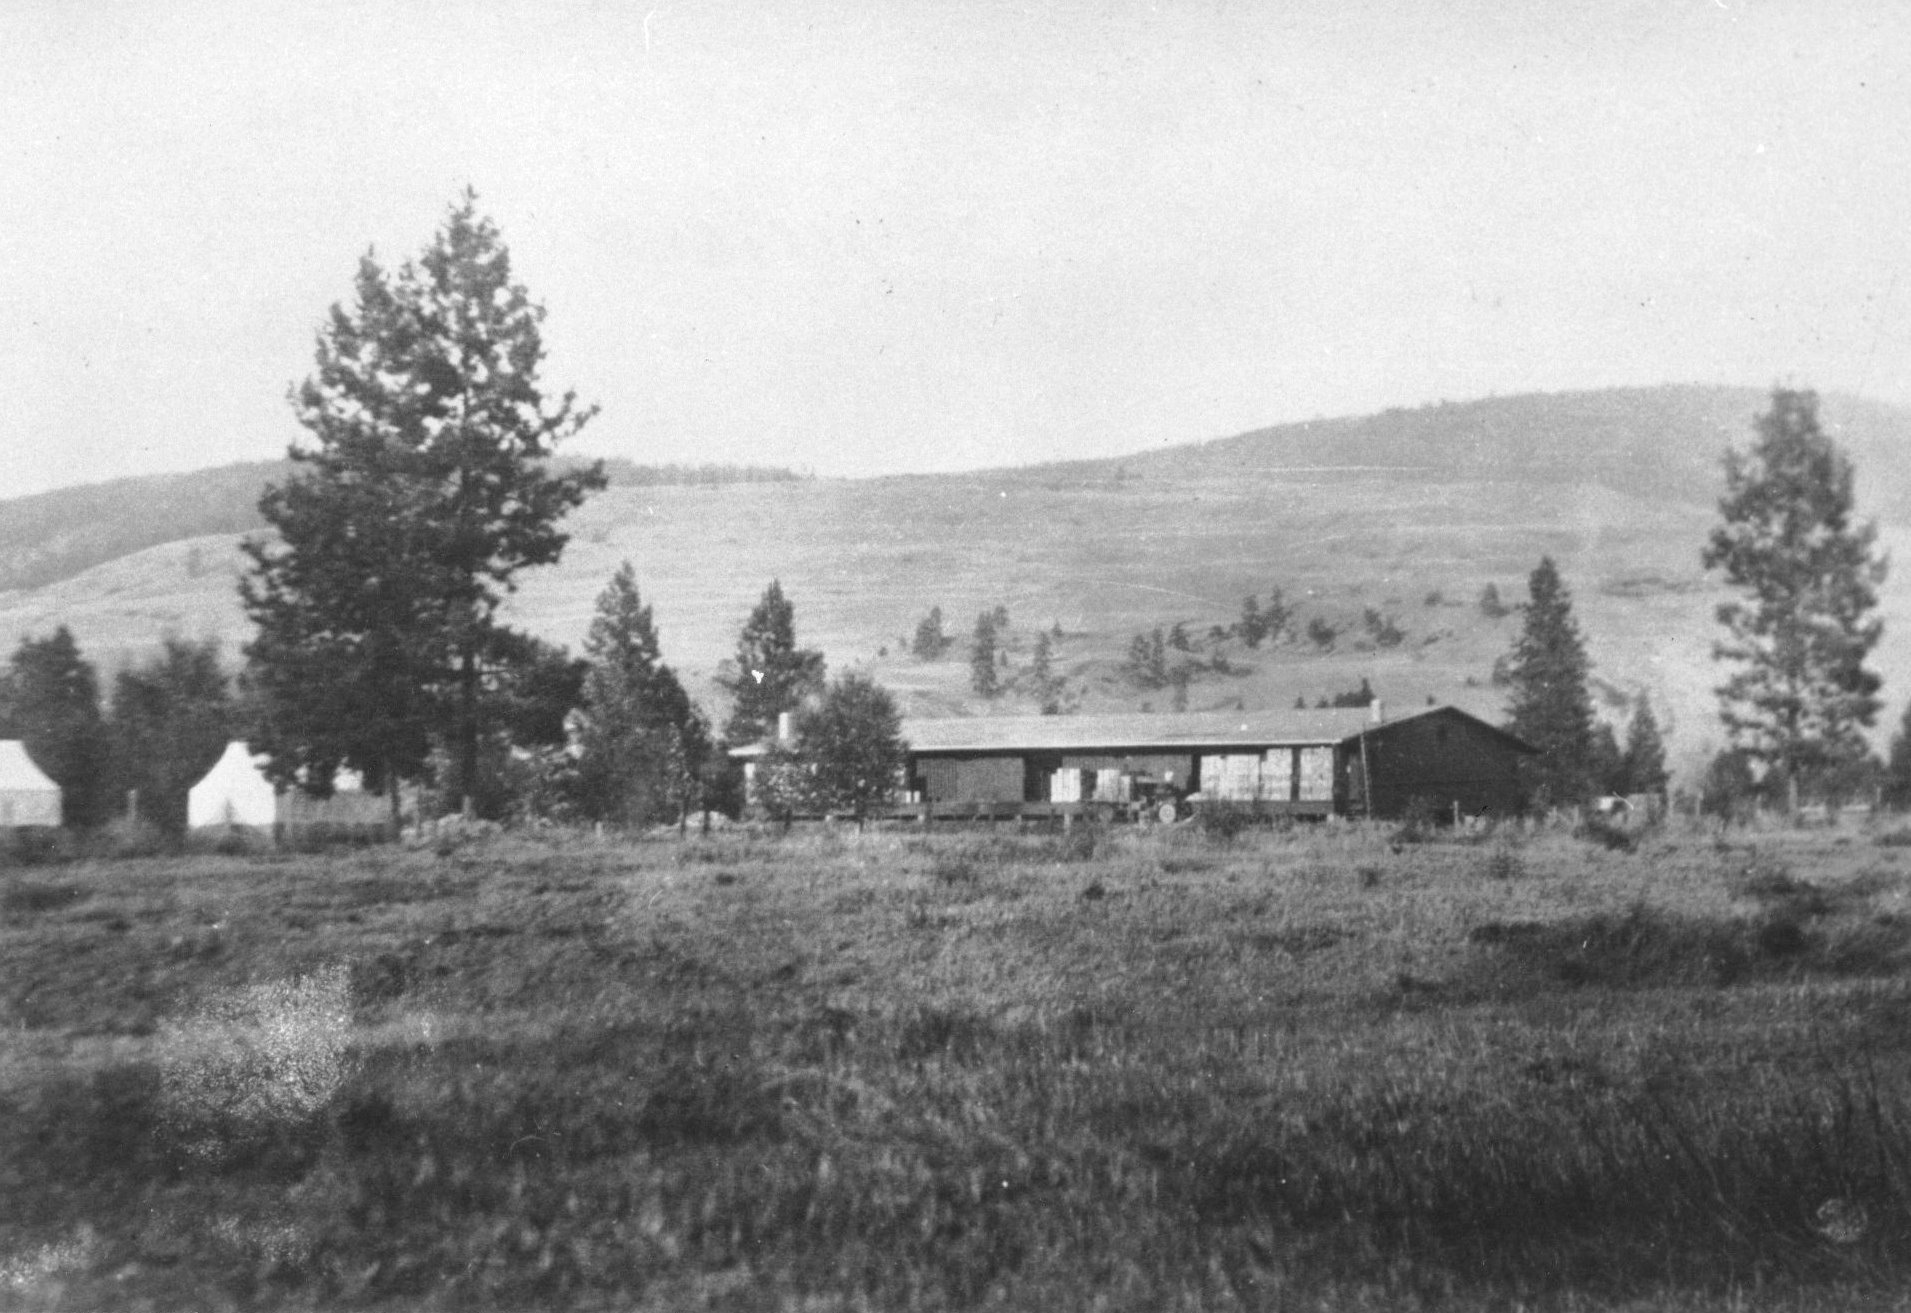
[6,817,1911,1309]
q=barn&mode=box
[738,702,1536,821]
[898,704,1534,820]
[0,740,62,828]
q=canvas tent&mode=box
[0,740,61,827]
[188,741,278,829]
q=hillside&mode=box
[4,385,1909,785]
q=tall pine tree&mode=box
[243,192,601,816]
[1501,556,1598,809]
[576,563,708,826]
[720,580,825,745]
[1702,387,1886,808]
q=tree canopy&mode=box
[1501,556,1598,808]
[797,673,905,825]
[1702,387,1886,804]
[721,581,825,745]
[242,192,601,812]
[109,637,234,834]
[1,627,109,828]
[576,563,708,826]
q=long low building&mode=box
[742,703,1537,821]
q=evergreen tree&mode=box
[242,192,601,815]
[720,580,825,744]
[1030,630,1054,686]
[1262,588,1292,646]
[970,611,1000,697]
[1502,556,1598,808]
[911,606,950,659]
[797,672,905,827]
[110,638,233,834]
[1588,722,1625,796]
[1620,697,1670,798]
[1,627,109,828]
[1239,595,1266,647]
[1479,582,1509,619]
[1702,387,1886,808]
[577,564,709,826]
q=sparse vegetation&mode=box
[10,823,1911,1308]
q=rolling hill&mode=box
[5,384,1909,786]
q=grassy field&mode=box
[8,818,1911,1310]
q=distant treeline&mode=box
[594,459,809,487]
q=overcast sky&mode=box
[4,0,1909,496]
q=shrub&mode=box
[1574,812,1638,853]
[1194,800,1259,842]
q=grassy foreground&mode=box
[7,819,1911,1310]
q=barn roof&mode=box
[898,707,1379,754]
[730,703,1537,758]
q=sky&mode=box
[4,0,1911,497]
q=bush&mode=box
[1194,801,1259,842]
[1574,812,1638,853]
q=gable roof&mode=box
[898,707,1379,755]
[731,703,1537,759]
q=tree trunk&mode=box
[460,640,478,818]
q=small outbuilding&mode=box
[0,740,63,828]
[188,741,278,830]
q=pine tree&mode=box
[1240,595,1265,647]
[1502,557,1597,808]
[1588,722,1625,796]
[1702,387,1886,808]
[720,580,825,744]
[1,627,109,828]
[1620,697,1670,798]
[577,564,708,826]
[242,192,601,815]
[970,611,1000,697]
[911,606,949,659]
[109,638,233,833]
[797,672,905,827]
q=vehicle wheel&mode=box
[1157,801,1179,825]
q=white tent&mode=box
[0,740,61,827]
[188,742,278,829]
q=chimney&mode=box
[776,711,793,743]
[1369,697,1384,725]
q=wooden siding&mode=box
[1352,709,1524,819]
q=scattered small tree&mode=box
[1306,618,1339,650]
[1501,556,1598,809]
[1479,583,1510,619]
[911,606,952,660]
[970,611,1000,697]
[797,672,905,827]
[1702,387,1887,813]
[1362,608,1406,649]
[1239,595,1267,648]
[1316,676,1376,710]
[720,580,825,745]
